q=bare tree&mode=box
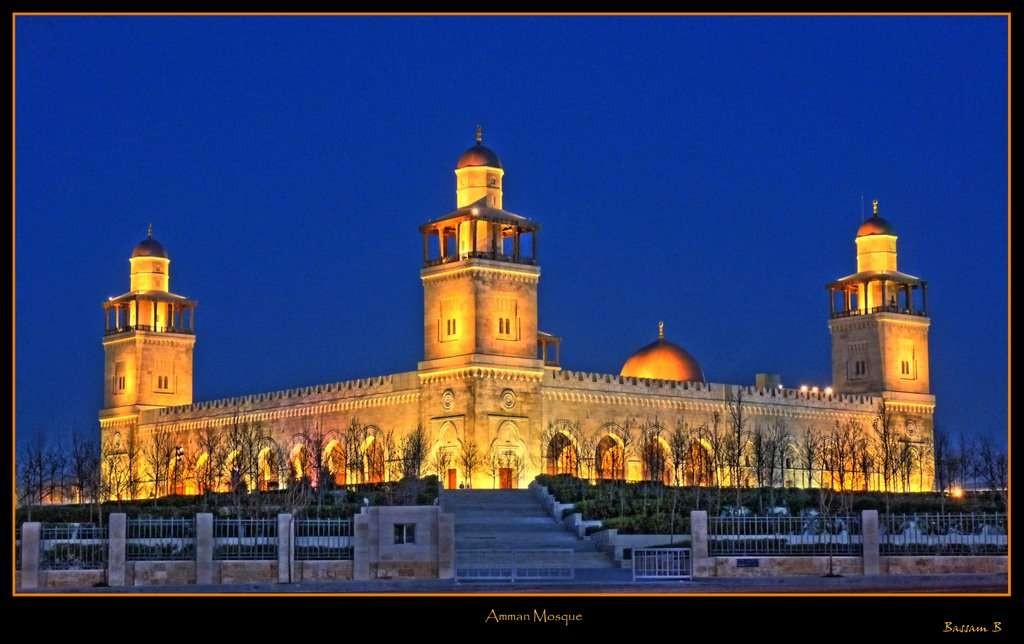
[872,400,900,514]
[401,424,430,481]
[429,447,453,487]
[700,411,727,513]
[724,386,749,508]
[977,435,1007,510]
[796,426,820,491]
[295,415,339,514]
[191,424,227,507]
[764,418,791,508]
[18,436,47,520]
[343,419,370,485]
[224,414,278,517]
[459,440,482,489]
[638,420,668,484]
[69,432,99,505]
[956,432,976,490]
[142,427,175,501]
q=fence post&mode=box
[108,513,127,587]
[861,510,880,576]
[20,522,40,590]
[195,513,213,585]
[277,513,292,584]
[690,510,711,578]
[353,507,374,581]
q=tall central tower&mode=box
[417,128,545,489]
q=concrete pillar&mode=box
[353,508,373,581]
[438,510,455,580]
[277,513,292,584]
[108,513,127,587]
[861,509,880,576]
[690,510,711,578]
[20,522,40,590]
[195,513,213,585]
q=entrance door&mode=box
[499,468,513,489]
[447,468,457,490]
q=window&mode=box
[117,376,126,391]
[496,297,517,340]
[848,343,867,380]
[394,523,416,544]
[445,319,457,336]
[156,375,170,390]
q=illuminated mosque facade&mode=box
[98,128,935,494]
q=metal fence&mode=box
[39,524,109,570]
[456,549,575,582]
[709,515,862,556]
[633,548,692,581]
[880,513,1007,556]
[213,518,278,560]
[293,519,353,560]
[127,518,196,561]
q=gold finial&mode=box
[147,223,153,239]
[658,320,665,340]
[872,199,879,217]
[475,124,483,144]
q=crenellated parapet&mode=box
[142,371,419,424]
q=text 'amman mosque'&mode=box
[99,128,936,494]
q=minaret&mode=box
[826,201,931,394]
[418,127,541,368]
[99,226,197,427]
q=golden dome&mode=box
[620,322,704,382]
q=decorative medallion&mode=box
[501,388,517,410]
[441,389,455,411]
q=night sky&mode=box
[15,16,1008,449]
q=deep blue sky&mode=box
[15,16,1008,449]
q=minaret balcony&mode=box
[104,324,195,337]
[830,304,928,320]
[423,250,538,268]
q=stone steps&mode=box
[443,489,617,569]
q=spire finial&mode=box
[658,320,665,340]
[872,199,879,218]
[147,223,153,239]
[475,124,483,145]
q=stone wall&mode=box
[353,506,454,581]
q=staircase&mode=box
[440,489,616,569]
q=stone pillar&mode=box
[690,510,711,578]
[195,513,213,585]
[921,281,928,314]
[829,287,835,316]
[108,513,127,587]
[861,509,880,576]
[422,231,429,264]
[353,508,375,581]
[20,522,40,590]
[277,513,292,584]
[438,510,455,580]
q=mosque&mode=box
[98,128,935,495]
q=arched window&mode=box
[595,436,624,480]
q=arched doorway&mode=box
[642,439,671,485]
[365,439,384,484]
[595,435,624,480]
[324,440,346,487]
[684,440,714,486]
[546,433,578,476]
[257,447,278,491]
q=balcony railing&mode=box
[424,251,538,268]
[830,305,927,320]
[104,324,195,336]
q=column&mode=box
[690,510,711,578]
[277,513,292,583]
[533,230,538,261]
[437,228,446,260]
[861,510,880,575]
[880,279,888,311]
[422,231,429,264]
[455,221,462,258]
[492,224,500,257]
[862,280,870,313]
[513,228,521,260]
[438,509,455,580]
[470,219,478,256]
[353,507,375,581]
[108,513,127,587]
[904,284,912,313]
[920,281,928,314]
[20,522,40,590]
[829,287,835,316]
[195,513,214,585]
[845,287,852,314]
[134,298,139,328]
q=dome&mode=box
[132,225,169,258]
[456,143,502,169]
[856,215,896,237]
[620,322,704,382]
[455,125,502,169]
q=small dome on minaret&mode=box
[132,224,169,258]
[456,124,502,169]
